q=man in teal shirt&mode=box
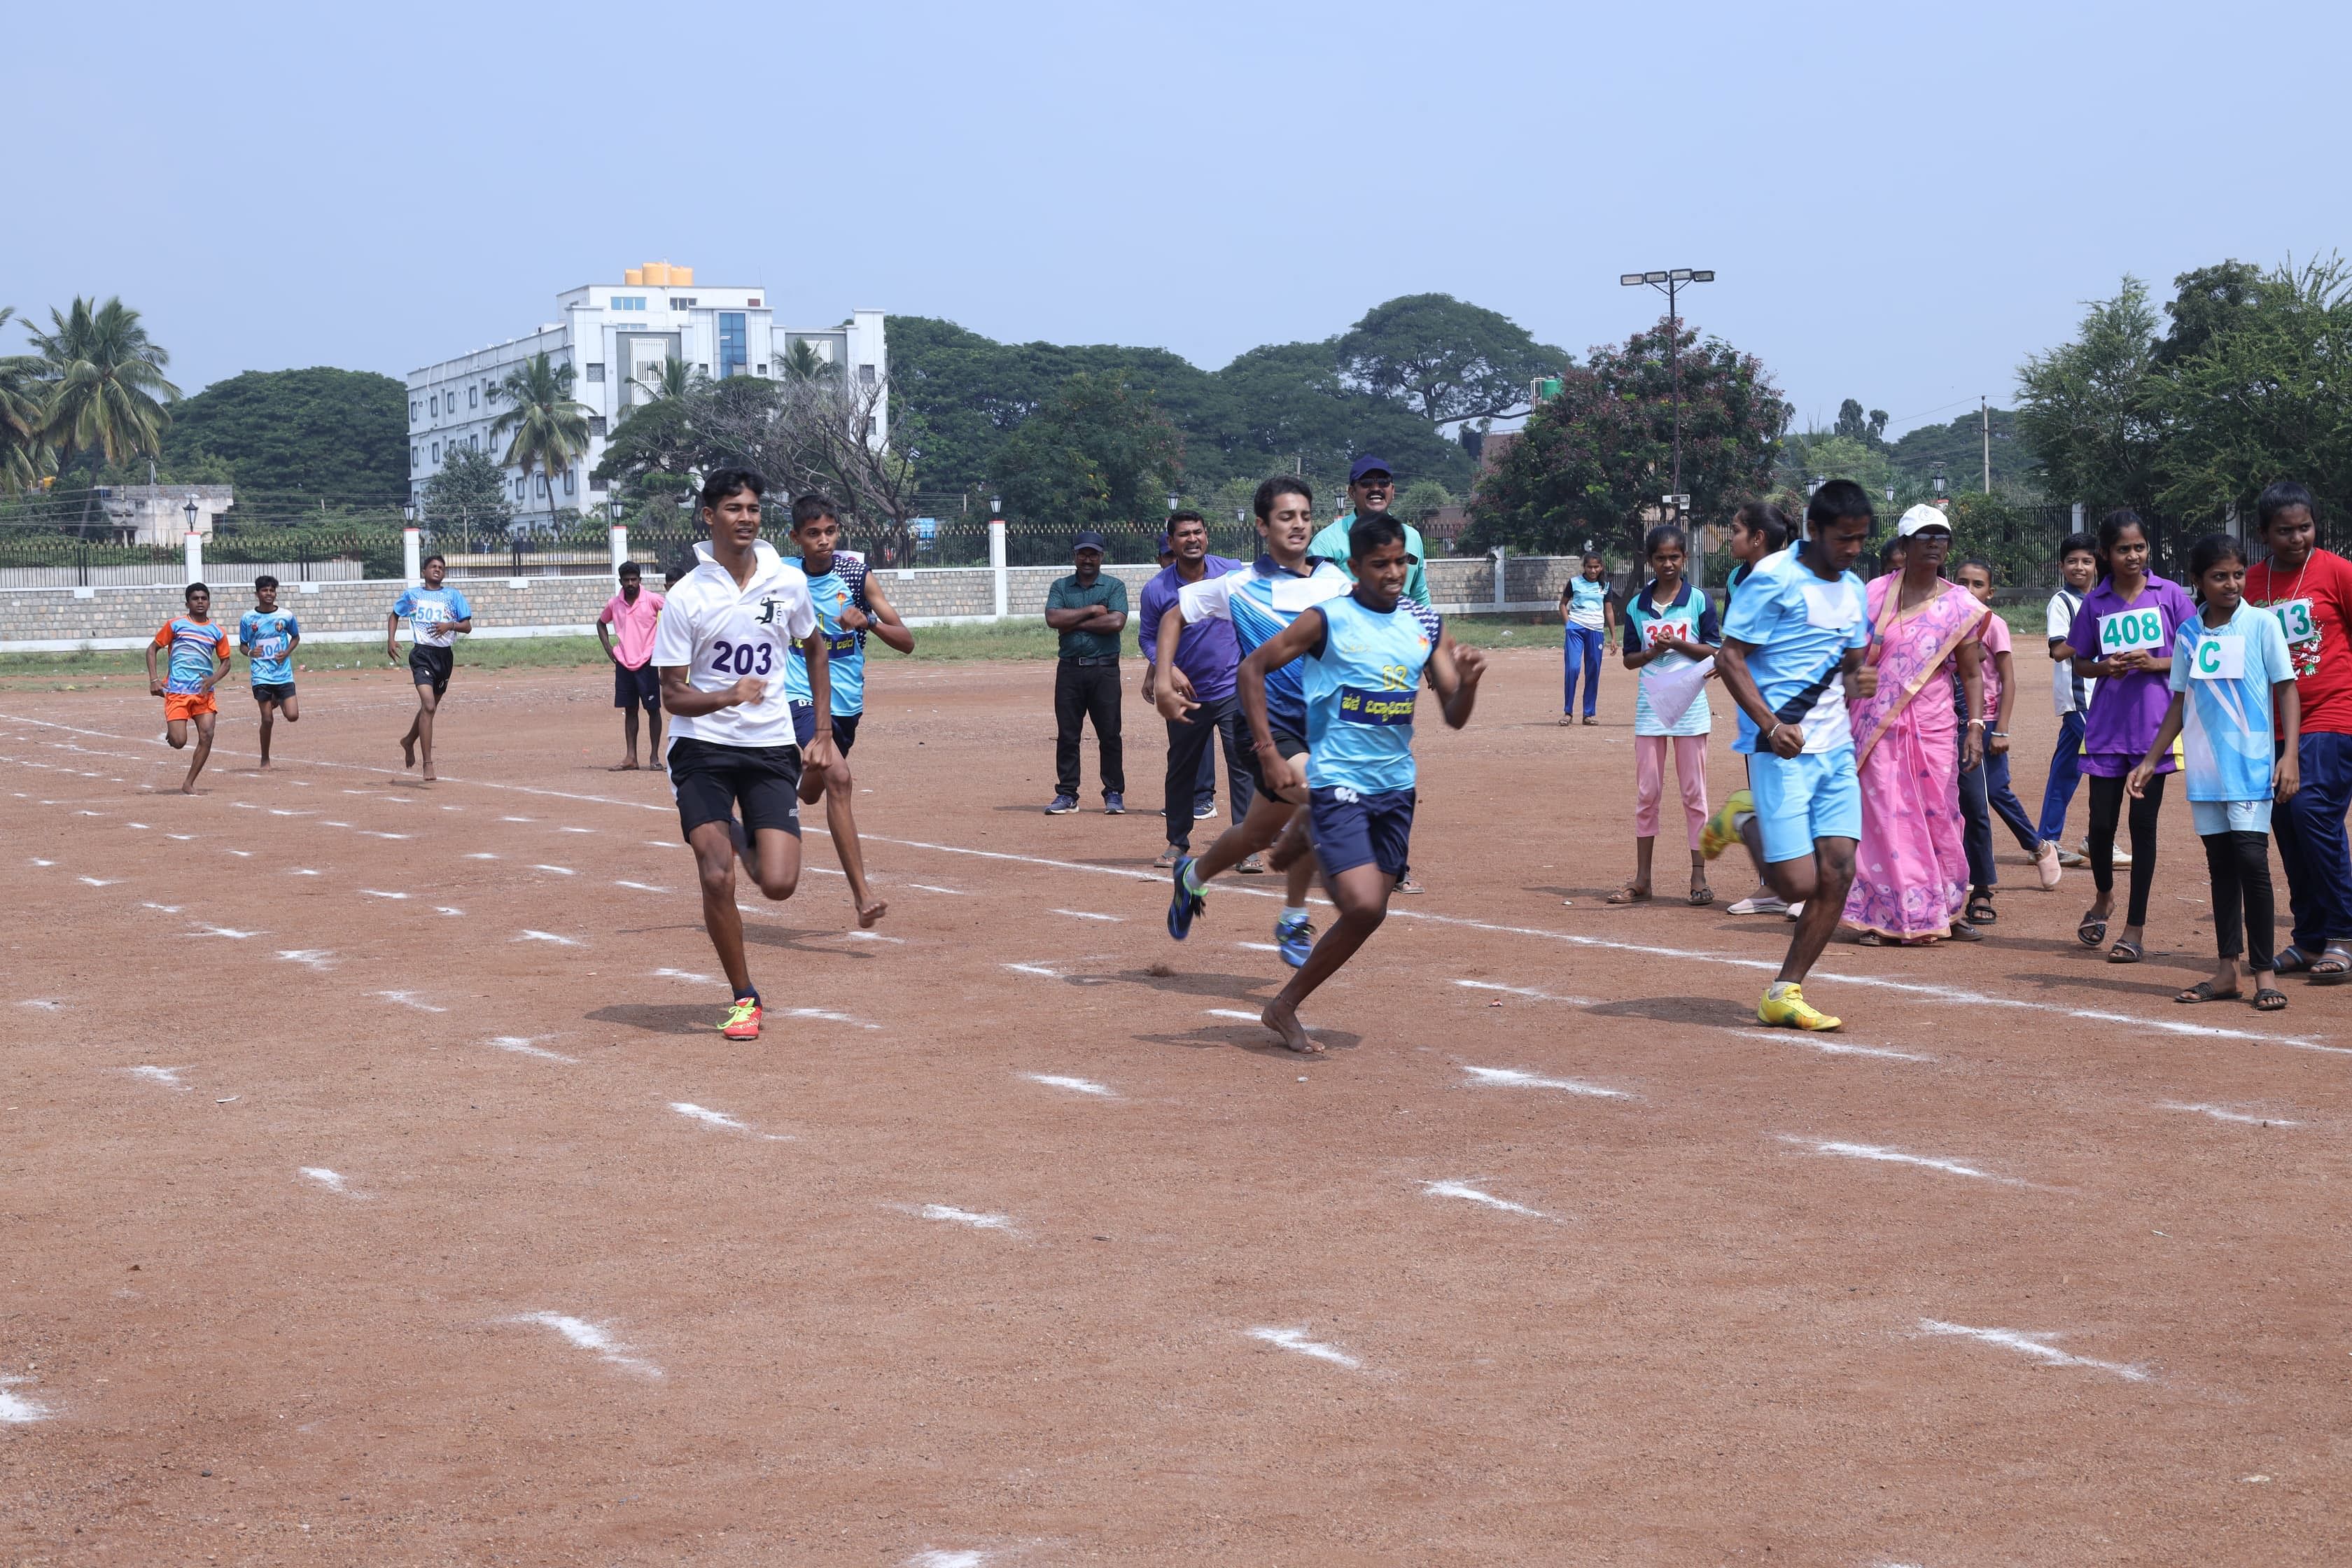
[1309,455,1429,608]
[1044,531,1130,814]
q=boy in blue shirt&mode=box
[783,493,913,929]
[386,554,474,782]
[239,575,302,769]
[146,582,232,794]
[1714,481,1880,1032]
[1236,514,1485,1053]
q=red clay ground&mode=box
[3,649,2347,1567]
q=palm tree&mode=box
[632,356,701,403]
[30,297,181,514]
[0,307,51,495]
[781,338,837,383]
[487,353,592,522]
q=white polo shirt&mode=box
[651,539,818,750]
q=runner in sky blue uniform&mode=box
[239,574,302,769]
[1236,513,1486,1052]
[783,492,913,929]
[1158,476,1352,966]
[386,554,473,783]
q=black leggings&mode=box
[2086,771,2164,927]
[2202,830,2276,970]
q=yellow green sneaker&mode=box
[1700,789,1754,862]
[1757,982,1840,1032]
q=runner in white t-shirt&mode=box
[651,468,834,1042]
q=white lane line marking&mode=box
[20,999,64,1011]
[185,923,261,939]
[0,1376,50,1424]
[1730,1030,1935,1062]
[670,1102,790,1139]
[372,990,447,1013]
[76,876,120,887]
[556,826,595,834]
[1421,1180,1552,1218]
[507,1312,660,1378]
[2160,1102,2300,1126]
[500,816,536,822]
[1205,1007,1263,1021]
[125,1065,192,1091]
[463,852,499,860]
[276,949,337,970]
[358,830,411,840]
[1781,1135,2017,1185]
[785,1007,881,1030]
[139,902,182,913]
[911,1204,1013,1231]
[267,808,312,817]
[1246,1326,1359,1368]
[299,1167,364,1197]
[435,906,464,916]
[531,864,576,875]
[358,889,409,899]
[489,1037,577,1063]
[906,1550,991,1568]
[1004,962,1059,978]
[1237,941,1280,952]
[1051,908,1122,922]
[1460,1065,1632,1098]
[28,858,53,866]
[517,930,584,946]
[322,821,351,827]
[1916,1319,2149,1381]
[652,967,713,983]
[909,883,966,895]
[125,821,150,829]
[289,868,320,876]
[224,850,253,858]
[615,881,668,892]
[1026,1073,1115,1098]
[1455,979,1596,1004]
[839,929,905,943]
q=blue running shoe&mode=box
[1275,911,1315,969]
[1166,856,1204,940]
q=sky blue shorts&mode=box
[2190,797,2269,836]
[1749,747,1861,864]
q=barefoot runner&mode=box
[1238,514,1484,1051]
[783,492,911,930]
[386,554,473,782]
[238,575,301,770]
[1712,480,1879,1031]
[1160,476,1352,967]
[597,560,665,770]
[652,468,838,1041]
[147,582,232,795]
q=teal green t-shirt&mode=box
[1046,573,1128,659]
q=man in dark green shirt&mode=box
[1043,531,1130,813]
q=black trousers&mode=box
[1054,659,1124,797]
[2202,830,2276,969]
[2086,771,2165,927]
[1163,694,1254,850]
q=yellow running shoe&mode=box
[1700,789,1754,862]
[720,996,762,1041]
[1757,983,1840,1032]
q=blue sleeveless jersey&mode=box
[1303,592,1439,794]
[785,550,869,715]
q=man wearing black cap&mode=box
[1043,531,1128,814]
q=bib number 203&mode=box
[709,639,774,677]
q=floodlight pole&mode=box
[1618,268,1715,506]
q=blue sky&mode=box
[13,0,2348,438]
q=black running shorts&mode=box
[1242,725,1310,806]
[668,736,803,842]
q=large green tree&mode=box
[0,307,48,493]
[162,367,407,510]
[991,371,1184,530]
[2014,278,2169,523]
[1336,293,1569,426]
[30,295,180,488]
[488,354,592,518]
[418,443,514,536]
[1468,317,1788,555]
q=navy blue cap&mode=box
[1071,531,1107,552]
[1348,455,1394,484]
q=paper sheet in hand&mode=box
[1642,657,1710,730]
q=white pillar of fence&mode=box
[183,531,203,585]
[989,519,1009,621]
[2071,501,2085,533]
[402,526,423,586]
[1492,545,1508,608]
[609,524,629,573]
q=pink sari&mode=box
[1841,576,1987,940]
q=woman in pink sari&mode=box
[1842,509,1988,944]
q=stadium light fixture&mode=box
[1619,267,1717,499]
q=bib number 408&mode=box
[2098,608,2166,656]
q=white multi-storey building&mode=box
[406,262,886,523]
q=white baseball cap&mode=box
[1896,503,1953,538]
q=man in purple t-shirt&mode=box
[1139,511,1255,869]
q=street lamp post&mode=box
[1618,268,1716,506]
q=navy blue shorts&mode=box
[790,703,861,756]
[614,662,660,710]
[668,736,802,842]
[1309,786,1416,878]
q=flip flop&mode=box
[2106,939,2143,965]
[2254,987,2288,1011]
[2077,913,2108,948]
[1688,884,1715,908]
[2175,981,2244,1004]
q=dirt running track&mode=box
[2,648,2347,1567]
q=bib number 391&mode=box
[2098,607,2166,656]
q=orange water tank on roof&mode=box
[672,266,693,286]
[624,267,643,286]
[643,262,672,286]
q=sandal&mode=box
[1581,716,1598,726]
[1966,895,1996,925]
[1688,883,1715,908]
[1946,920,1984,941]
[1855,930,1890,946]
[2077,913,2108,949]
[2254,987,2288,1011]
[2273,946,2318,975]
[2175,981,2244,1004]
[2312,944,2352,983]
[1605,883,1651,905]
[2106,939,2143,965]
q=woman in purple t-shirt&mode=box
[2066,510,2197,962]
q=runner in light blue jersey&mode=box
[783,493,913,927]
[239,574,302,769]
[1236,513,1485,1052]
[1157,475,1352,964]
